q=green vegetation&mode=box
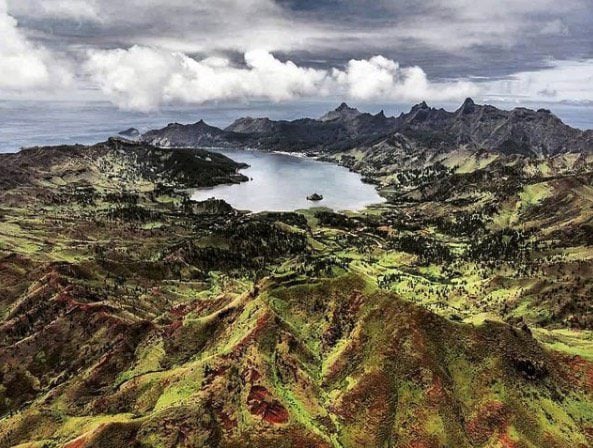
[2,138,593,447]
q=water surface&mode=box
[192,148,385,212]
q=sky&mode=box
[1,0,593,112]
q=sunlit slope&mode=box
[3,273,593,447]
[2,133,593,447]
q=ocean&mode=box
[1,100,593,154]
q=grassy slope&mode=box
[1,142,593,446]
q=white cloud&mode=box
[85,47,180,111]
[482,59,593,104]
[375,0,583,51]
[85,47,478,112]
[333,56,478,102]
[0,0,49,89]
[85,47,334,111]
[170,50,333,103]
[0,0,71,92]
[86,45,593,111]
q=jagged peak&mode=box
[319,102,362,122]
[410,101,429,112]
[191,119,218,129]
[462,97,475,107]
[336,102,356,112]
[457,97,477,114]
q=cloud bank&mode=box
[86,47,593,112]
[85,47,478,111]
[482,60,593,104]
[335,56,478,103]
[2,0,593,110]
[0,0,51,89]
[0,0,70,91]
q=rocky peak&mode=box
[337,102,354,111]
[142,98,593,156]
[458,97,477,115]
[225,116,275,134]
[463,97,475,107]
[404,101,441,124]
[397,98,593,156]
[319,103,363,122]
[411,101,429,112]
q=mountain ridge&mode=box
[141,99,593,156]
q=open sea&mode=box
[1,100,593,154]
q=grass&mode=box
[115,338,166,387]
[490,183,550,229]
[5,143,593,447]
[535,328,593,361]
[57,414,136,440]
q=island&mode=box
[2,100,593,447]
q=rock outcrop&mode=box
[118,127,140,138]
[396,98,593,156]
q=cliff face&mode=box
[396,98,593,156]
[141,120,250,149]
[141,99,593,156]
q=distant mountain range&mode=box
[141,99,593,157]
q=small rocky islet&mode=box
[306,193,323,201]
[118,127,140,138]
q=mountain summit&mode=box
[457,97,476,114]
[319,102,363,122]
[397,99,593,156]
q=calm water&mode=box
[192,148,385,212]
[0,100,350,153]
[2,99,593,212]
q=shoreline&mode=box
[189,148,387,213]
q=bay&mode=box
[192,148,385,212]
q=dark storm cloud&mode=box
[8,0,593,77]
[283,0,593,79]
[2,0,593,108]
